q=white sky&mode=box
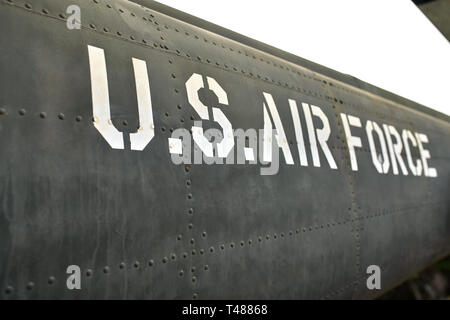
[157,0,450,115]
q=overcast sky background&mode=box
[157,0,450,115]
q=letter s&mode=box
[185,73,234,158]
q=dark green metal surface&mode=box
[0,0,448,299]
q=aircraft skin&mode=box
[0,0,449,299]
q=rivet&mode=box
[117,31,122,36]
[191,266,196,273]
[191,276,196,283]
[58,113,65,120]
[0,108,6,115]
[230,242,235,248]
[199,249,204,255]
[188,208,194,215]
[134,261,140,269]
[240,241,244,247]
[103,266,110,274]
[210,247,215,253]
[59,13,66,19]
[76,115,82,122]
[182,252,188,258]
[204,265,209,271]
[25,3,31,9]
[86,269,93,277]
[42,8,49,14]
[19,109,26,116]
[191,249,196,255]
[190,238,195,244]
[148,260,154,267]
[130,35,135,40]
[171,253,176,260]
[193,293,198,299]
[177,234,182,241]
[103,27,109,33]
[187,193,193,200]
[186,180,191,186]
[119,262,126,269]
[4,286,13,295]
[162,257,168,264]
[26,282,34,291]
[179,270,184,277]
[90,24,96,29]
[48,276,55,285]
[220,244,225,250]
[201,231,206,238]
[248,239,252,245]
[188,224,193,230]
[122,120,128,126]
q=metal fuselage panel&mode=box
[0,0,448,299]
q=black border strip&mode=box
[129,0,449,122]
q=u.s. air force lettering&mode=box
[88,45,437,177]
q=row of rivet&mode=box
[3,0,417,130]
[1,106,427,159]
[2,0,430,129]
[2,201,444,297]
